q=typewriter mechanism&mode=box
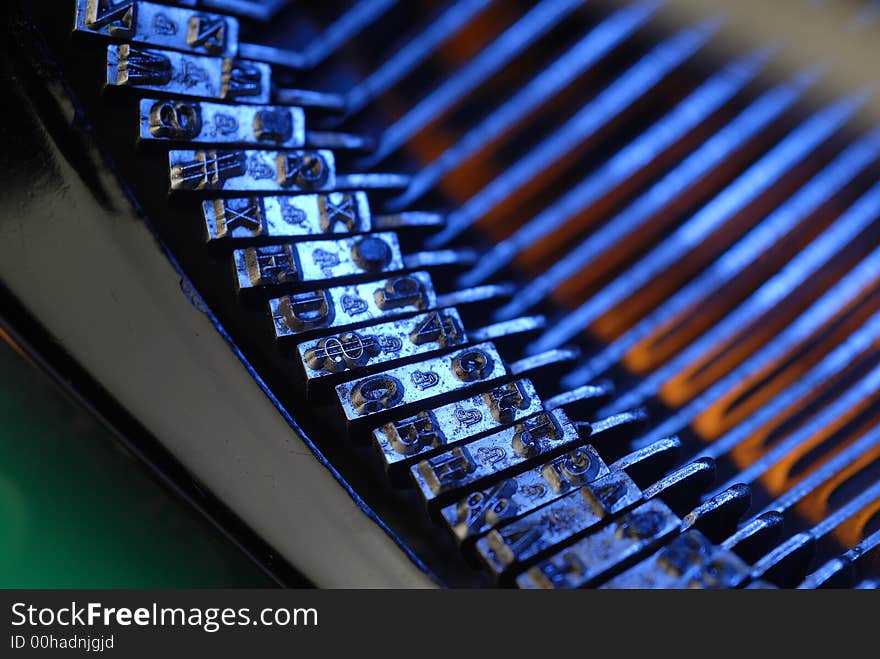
[2,0,880,588]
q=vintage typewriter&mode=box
[2,0,879,588]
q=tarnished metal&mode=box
[106,44,271,103]
[298,308,466,383]
[336,342,508,422]
[373,378,543,479]
[411,408,589,508]
[601,529,751,589]
[477,468,644,578]
[63,0,880,590]
[269,272,436,340]
[202,192,366,241]
[233,232,404,291]
[202,192,440,242]
[76,0,239,57]
[140,98,304,147]
[170,148,410,192]
[169,148,334,191]
[517,499,681,588]
[440,444,609,543]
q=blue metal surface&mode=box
[528,90,868,357]
[498,70,817,324]
[460,47,771,289]
[428,18,722,248]
[359,0,586,168]
[563,126,880,388]
[385,1,660,210]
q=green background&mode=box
[0,339,272,588]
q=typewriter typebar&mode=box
[7,0,880,588]
[200,192,442,242]
[75,0,241,57]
